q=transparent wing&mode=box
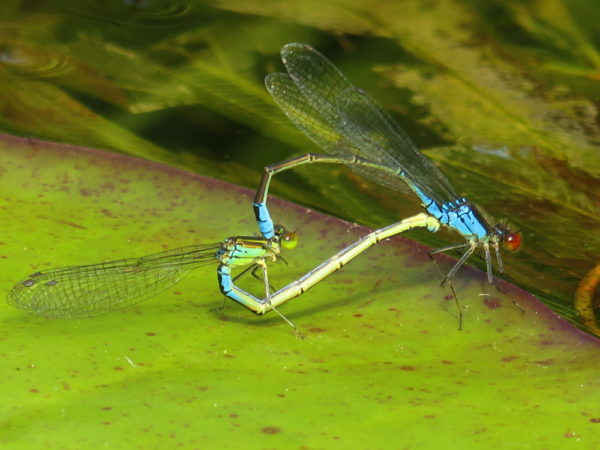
[335,88,458,203]
[268,42,459,204]
[266,72,361,157]
[266,72,411,194]
[7,244,222,318]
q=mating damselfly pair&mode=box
[7,43,521,331]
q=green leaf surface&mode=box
[1,136,599,448]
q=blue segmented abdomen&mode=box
[217,265,244,303]
[253,202,275,239]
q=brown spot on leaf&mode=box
[308,327,326,333]
[57,220,87,230]
[484,297,501,309]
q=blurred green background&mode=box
[0,1,598,327]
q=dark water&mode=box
[1,0,599,332]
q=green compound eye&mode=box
[280,231,298,250]
[272,224,298,250]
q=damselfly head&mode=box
[493,221,522,252]
[273,224,298,250]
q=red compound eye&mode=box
[503,232,522,251]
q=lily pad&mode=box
[1,136,599,448]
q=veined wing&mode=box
[266,72,411,194]
[266,72,361,160]
[335,88,458,204]
[7,243,221,318]
[270,42,459,204]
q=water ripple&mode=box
[0,43,70,79]
[68,0,192,26]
